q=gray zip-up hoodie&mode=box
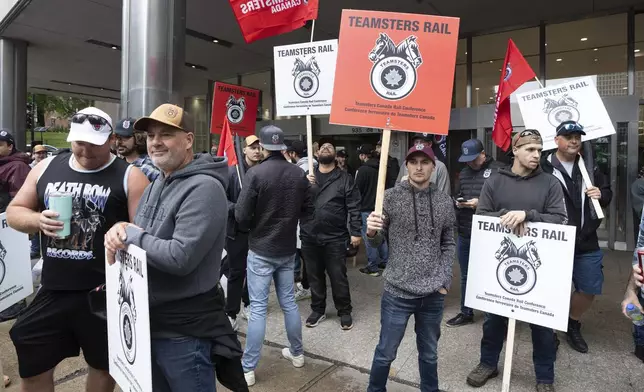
[296,156,317,173]
[125,153,229,305]
[368,181,456,299]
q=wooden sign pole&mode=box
[306,20,316,175]
[501,318,517,392]
[374,129,391,215]
[0,357,4,392]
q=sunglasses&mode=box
[518,129,541,137]
[558,122,584,132]
[71,113,112,131]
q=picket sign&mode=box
[306,21,316,174]
[502,319,517,392]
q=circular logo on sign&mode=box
[120,301,137,364]
[548,106,580,127]
[370,56,417,101]
[294,70,319,98]
[0,259,5,286]
[496,257,537,296]
[227,106,244,124]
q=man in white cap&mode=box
[6,107,149,392]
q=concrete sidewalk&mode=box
[1,249,643,391]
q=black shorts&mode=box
[10,288,109,378]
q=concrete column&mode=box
[120,0,186,119]
[0,38,27,150]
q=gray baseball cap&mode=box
[259,125,287,151]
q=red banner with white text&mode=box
[210,82,260,137]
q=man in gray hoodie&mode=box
[105,104,231,392]
[365,144,456,392]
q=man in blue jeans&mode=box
[541,121,612,353]
[235,125,313,386]
[355,143,388,277]
[447,139,504,328]
[365,145,455,392]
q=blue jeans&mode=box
[243,250,303,371]
[368,291,445,392]
[361,212,389,271]
[457,236,473,316]
[572,249,604,295]
[633,291,644,347]
[480,313,555,384]
[151,336,216,392]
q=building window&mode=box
[240,71,272,121]
[453,39,467,108]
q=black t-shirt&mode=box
[36,153,130,290]
[317,170,333,186]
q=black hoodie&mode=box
[355,157,379,212]
[476,166,568,225]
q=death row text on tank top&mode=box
[36,152,131,290]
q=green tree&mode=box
[28,94,93,127]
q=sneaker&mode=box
[378,262,387,270]
[566,319,588,353]
[241,305,250,321]
[466,363,499,387]
[340,314,353,330]
[536,383,556,392]
[636,345,644,362]
[359,267,381,277]
[446,313,474,328]
[228,316,238,332]
[244,371,255,386]
[281,347,305,368]
[295,288,311,301]
[0,300,26,322]
[306,312,326,328]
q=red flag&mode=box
[229,0,318,43]
[217,118,239,167]
[492,39,537,151]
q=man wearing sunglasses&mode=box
[6,107,149,392]
[541,121,611,354]
[467,129,567,392]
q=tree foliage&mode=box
[28,94,93,122]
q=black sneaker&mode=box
[446,313,474,328]
[0,300,26,322]
[359,267,381,277]
[636,345,644,362]
[306,312,326,328]
[378,262,387,270]
[341,314,353,330]
[466,363,499,387]
[566,319,588,353]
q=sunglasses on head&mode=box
[71,113,112,131]
[519,129,541,137]
[558,122,584,132]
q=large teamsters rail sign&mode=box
[517,75,616,151]
[465,215,576,331]
[210,82,260,137]
[107,245,151,392]
[0,212,32,313]
[274,39,338,116]
[330,10,460,134]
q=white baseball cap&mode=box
[67,107,113,146]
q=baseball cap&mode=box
[0,130,15,146]
[458,139,484,162]
[357,144,374,155]
[288,140,307,156]
[411,133,433,143]
[114,117,137,137]
[33,145,47,153]
[318,137,334,148]
[67,107,113,146]
[405,144,435,163]
[336,149,347,158]
[245,135,259,146]
[259,125,287,151]
[556,121,586,136]
[512,129,543,148]
[133,104,194,133]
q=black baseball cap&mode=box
[259,125,287,151]
[459,139,484,163]
[357,144,374,155]
[336,150,347,158]
[115,117,137,137]
[556,121,586,136]
[411,133,433,143]
[0,129,15,146]
[288,140,307,156]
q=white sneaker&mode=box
[244,370,255,386]
[281,347,305,368]
[241,305,250,321]
[295,286,311,301]
[228,316,238,332]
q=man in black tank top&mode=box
[6,107,149,392]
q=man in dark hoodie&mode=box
[105,104,233,392]
[466,129,567,392]
[0,130,32,322]
[541,121,611,354]
[235,125,313,387]
[356,143,389,277]
[447,139,505,328]
[365,144,455,392]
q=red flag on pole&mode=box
[492,39,537,151]
[217,117,239,167]
[228,0,319,43]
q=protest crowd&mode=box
[0,4,643,392]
